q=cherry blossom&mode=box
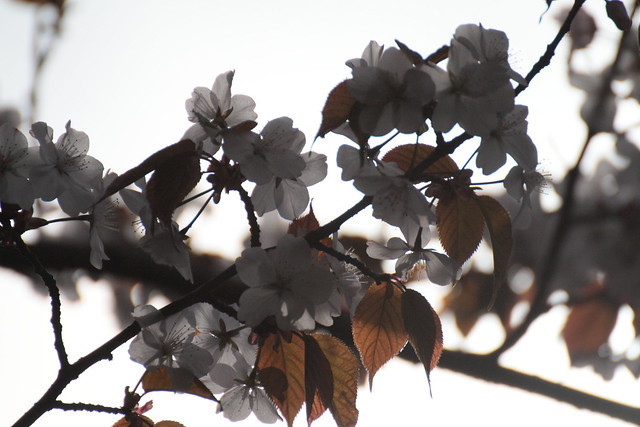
[223,117,306,185]
[89,172,119,269]
[425,24,518,136]
[346,40,384,69]
[503,165,546,227]
[476,105,538,175]
[235,234,340,330]
[187,303,257,393]
[251,151,327,220]
[366,228,459,284]
[29,121,104,216]
[452,23,526,86]
[216,357,280,423]
[184,70,257,155]
[353,163,434,239]
[348,47,435,136]
[0,124,37,209]
[139,222,194,282]
[129,305,213,389]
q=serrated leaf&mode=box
[382,144,458,182]
[352,282,408,389]
[100,139,197,203]
[303,335,333,425]
[316,81,357,139]
[436,191,484,264]
[257,333,306,427]
[146,141,201,227]
[401,289,443,393]
[141,366,216,401]
[562,296,619,365]
[476,195,513,308]
[312,334,359,427]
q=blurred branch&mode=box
[437,350,640,424]
[492,3,637,358]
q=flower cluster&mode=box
[129,303,279,423]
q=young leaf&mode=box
[395,39,424,65]
[382,144,459,182]
[476,195,513,308]
[303,335,334,425]
[316,81,357,139]
[562,295,619,365]
[352,282,408,390]
[100,139,197,202]
[257,333,306,426]
[436,190,484,264]
[146,141,201,227]
[140,366,216,401]
[401,289,443,393]
[605,0,631,31]
[313,334,359,427]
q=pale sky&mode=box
[0,0,637,426]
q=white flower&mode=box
[216,357,280,423]
[251,151,327,220]
[89,172,119,269]
[336,144,387,181]
[0,124,37,209]
[366,230,459,285]
[29,121,104,215]
[346,40,384,69]
[129,305,213,385]
[223,117,306,184]
[353,165,434,238]
[348,47,435,136]
[452,24,526,86]
[476,105,538,175]
[326,234,366,315]
[236,234,340,330]
[184,70,257,155]
[503,165,546,228]
[425,24,520,136]
[187,303,256,393]
[139,222,193,282]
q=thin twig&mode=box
[13,234,69,368]
[53,401,125,415]
[234,185,261,247]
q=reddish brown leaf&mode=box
[303,335,333,425]
[352,282,408,389]
[258,333,306,426]
[476,195,513,308]
[146,141,201,227]
[562,296,619,364]
[288,207,320,236]
[382,144,458,182]
[436,191,484,264]
[100,139,198,203]
[395,39,424,65]
[401,289,443,391]
[316,81,357,139]
[606,0,631,31]
[312,334,359,427]
[141,366,216,401]
[112,414,155,427]
[425,45,449,64]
